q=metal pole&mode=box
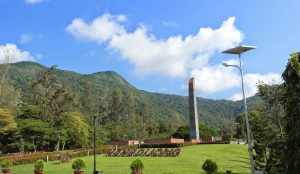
[93,115,96,174]
[238,54,255,174]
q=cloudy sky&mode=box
[1,0,299,100]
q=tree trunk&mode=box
[62,143,65,151]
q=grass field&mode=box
[9,144,251,174]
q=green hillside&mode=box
[6,61,261,129]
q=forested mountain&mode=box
[6,61,261,129]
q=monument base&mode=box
[186,139,201,143]
[144,138,184,144]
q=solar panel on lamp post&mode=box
[222,45,256,174]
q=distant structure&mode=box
[188,77,200,140]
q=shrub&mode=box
[72,158,86,171]
[140,144,180,148]
[34,160,45,171]
[202,159,218,174]
[130,159,144,172]
[60,152,71,163]
[1,160,12,168]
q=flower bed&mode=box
[0,146,112,166]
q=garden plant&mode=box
[72,158,86,174]
[34,160,45,174]
[1,159,12,174]
[202,159,218,174]
[130,159,144,174]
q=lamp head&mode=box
[222,62,229,67]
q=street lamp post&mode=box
[89,114,102,174]
[222,45,256,174]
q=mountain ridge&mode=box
[5,61,261,129]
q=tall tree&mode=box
[17,119,53,151]
[61,112,90,148]
[170,112,183,135]
[220,119,235,136]
[110,88,123,125]
[0,49,21,115]
[235,114,246,139]
[256,83,286,172]
[257,82,285,139]
[0,48,13,97]
[282,52,300,173]
[249,110,279,170]
[98,91,109,126]
[31,65,76,126]
[81,80,95,115]
[143,105,157,137]
[124,94,138,139]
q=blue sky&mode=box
[0,0,299,100]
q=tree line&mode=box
[233,52,299,173]
[0,53,190,153]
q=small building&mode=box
[144,138,184,144]
[201,136,215,143]
[106,140,139,146]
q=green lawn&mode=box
[10,144,250,174]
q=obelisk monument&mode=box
[188,77,200,140]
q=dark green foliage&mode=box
[220,119,235,136]
[252,84,286,172]
[249,110,278,170]
[130,159,144,172]
[17,118,54,151]
[282,52,300,174]
[0,61,262,153]
[173,124,218,140]
[30,65,77,127]
[172,125,190,140]
[81,80,95,115]
[18,105,42,119]
[234,114,246,139]
[202,159,218,174]
[6,61,260,130]
[170,112,183,135]
[72,158,86,171]
[34,160,45,170]
[143,105,158,137]
[0,109,18,152]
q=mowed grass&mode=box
[10,144,250,174]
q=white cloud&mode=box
[66,14,243,77]
[189,59,282,100]
[24,0,47,4]
[67,13,281,99]
[190,59,240,93]
[110,17,243,77]
[0,43,35,63]
[230,73,282,100]
[20,34,32,44]
[66,13,127,43]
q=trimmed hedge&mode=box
[199,141,229,145]
[140,143,196,148]
[140,144,180,148]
